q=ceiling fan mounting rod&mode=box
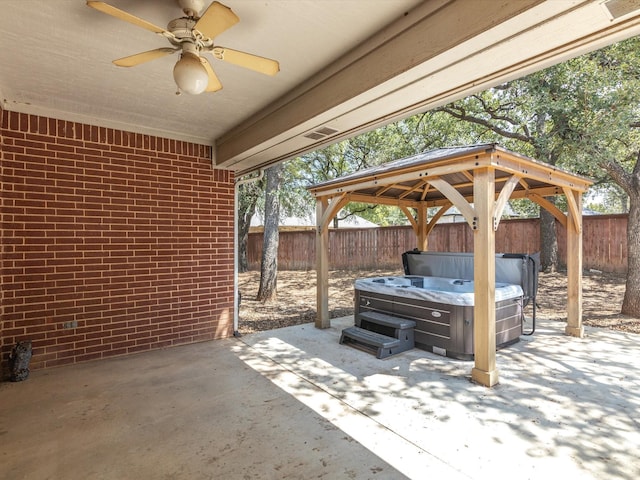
[177,0,205,18]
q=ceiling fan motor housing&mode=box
[168,18,198,40]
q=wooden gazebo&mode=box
[308,144,593,387]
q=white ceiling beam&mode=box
[215,0,640,174]
[215,0,546,170]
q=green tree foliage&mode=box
[242,37,640,315]
[432,37,640,314]
[585,184,629,214]
[431,37,639,274]
[288,128,414,226]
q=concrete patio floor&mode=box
[1,316,639,479]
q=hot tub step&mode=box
[358,311,416,330]
[358,311,416,348]
[340,326,412,359]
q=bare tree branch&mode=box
[435,105,531,143]
[600,153,636,195]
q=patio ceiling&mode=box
[1,1,640,174]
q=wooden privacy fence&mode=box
[247,214,628,273]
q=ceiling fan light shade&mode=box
[173,53,209,94]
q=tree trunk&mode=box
[237,190,259,273]
[539,204,558,272]
[237,178,264,273]
[600,152,640,316]
[617,190,630,213]
[256,164,283,302]
[622,192,640,316]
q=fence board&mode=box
[247,214,628,273]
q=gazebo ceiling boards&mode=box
[308,143,593,387]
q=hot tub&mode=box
[354,275,524,360]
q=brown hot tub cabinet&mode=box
[344,252,538,360]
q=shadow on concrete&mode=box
[238,316,640,480]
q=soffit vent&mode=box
[303,126,339,141]
[602,0,640,19]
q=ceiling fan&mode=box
[86,0,280,95]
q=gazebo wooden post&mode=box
[315,197,330,328]
[565,190,584,337]
[417,204,428,251]
[471,167,499,387]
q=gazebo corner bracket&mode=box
[493,174,521,230]
[317,193,350,234]
[429,177,477,229]
[426,201,453,235]
[400,205,418,232]
[526,192,568,229]
[563,187,582,233]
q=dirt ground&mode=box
[238,269,640,335]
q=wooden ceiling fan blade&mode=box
[213,47,279,76]
[194,1,239,39]
[86,1,173,37]
[201,58,223,92]
[113,48,179,67]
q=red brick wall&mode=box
[1,108,235,374]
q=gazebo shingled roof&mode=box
[308,143,593,387]
[309,143,591,217]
